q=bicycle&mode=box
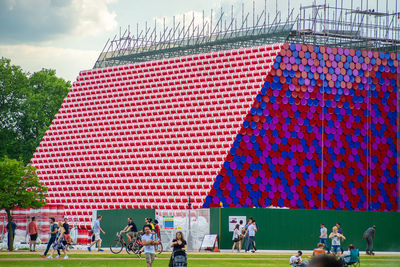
[110,232,135,254]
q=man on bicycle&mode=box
[121,217,138,243]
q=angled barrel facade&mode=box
[31,43,399,228]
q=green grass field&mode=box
[0,252,399,267]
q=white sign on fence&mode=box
[228,216,246,232]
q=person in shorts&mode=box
[121,217,138,242]
[28,216,39,252]
[232,224,241,252]
[63,217,73,250]
[88,215,106,252]
[141,225,157,267]
[329,226,346,256]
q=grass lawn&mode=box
[0,253,399,267]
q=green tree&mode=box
[0,58,70,164]
[0,157,47,251]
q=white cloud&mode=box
[0,45,98,82]
[71,0,118,37]
[0,0,118,44]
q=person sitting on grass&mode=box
[313,243,326,257]
[289,250,309,266]
[141,225,158,267]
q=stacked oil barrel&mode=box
[204,43,399,212]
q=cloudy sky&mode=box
[0,0,397,82]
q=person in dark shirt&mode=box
[169,231,187,267]
[121,217,138,242]
[41,217,59,258]
[362,225,376,255]
[336,222,344,254]
[6,221,17,244]
[63,217,72,250]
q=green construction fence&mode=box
[210,208,400,251]
[97,209,155,246]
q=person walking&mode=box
[336,223,344,254]
[169,231,187,267]
[63,217,72,251]
[243,217,253,253]
[238,220,244,251]
[48,222,68,259]
[329,226,346,256]
[28,217,39,252]
[232,224,241,252]
[142,225,157,267]
[319,223,330,254]
[245,220,257,253]
[40,217,58,258]
[362,225,376,255]
[88,215,106,252]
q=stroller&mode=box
[172,249,187,267]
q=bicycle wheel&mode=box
[126,242,134,254]
[155,242,163,254]
[110,239,124,254]
[131,243,141,254]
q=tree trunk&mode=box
[6,209,14,251]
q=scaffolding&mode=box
[93,0,399,68]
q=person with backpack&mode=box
[232,224,241,252]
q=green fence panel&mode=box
[97,209,155,247]
[210,208,400,251]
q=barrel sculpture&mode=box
[31,43,399,228]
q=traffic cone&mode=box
[213,237,220,252]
